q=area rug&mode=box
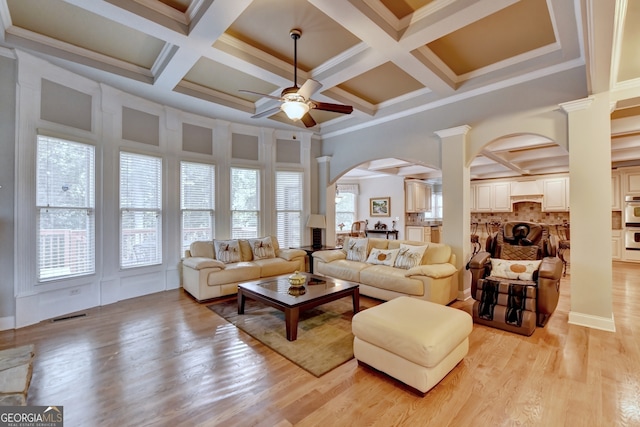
[207,297,373,377]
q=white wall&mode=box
[357,176,405,237]
[9,51,315,329]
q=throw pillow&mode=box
[490,258,542,281]
[394,244,428,270]
[366,248,400,266]
[248,236,276,260]
[214,239,241,264]
[345,238,369,262]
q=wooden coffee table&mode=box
[237,273,360,341]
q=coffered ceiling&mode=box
[1,0,640,180]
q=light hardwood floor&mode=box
[1,262,639,426]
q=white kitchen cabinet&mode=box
[474,183,493,212]
[470,181,511,212]
[612,230,622,260]
[405,180,432,213]
[612,172,621,211]
[492,182,512,212]
[542,177,569,212]
[406,226,425,242]
[623,169,640,195]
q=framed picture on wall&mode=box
[370,197,390,217]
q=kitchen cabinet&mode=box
[542,177,569,212]
[612,230,622,260]
[622,169,640,195]
[405,180,432,213]
[471,182,511,212]
[405,226,431,243]
[612,173,621,211]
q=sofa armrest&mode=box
[404,263,457,278]
[312,249,346,263]
[277,248,307,261]
[182,257,225,270]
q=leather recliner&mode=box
[467,221,563,336]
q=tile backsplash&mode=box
[470,202,569,225]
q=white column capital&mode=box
[560,96,595,113]
[435,125,471,139]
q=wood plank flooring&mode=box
[1,262,639,426]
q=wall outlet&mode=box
[70,289,80,296]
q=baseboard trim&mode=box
[457,287,471,301]
[0,316,15,331]
[568,311,616,332]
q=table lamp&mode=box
[306,214,326,249]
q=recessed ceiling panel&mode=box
[427,0,555,75]
[157,0,191,13]
[223,0,361,71]
[338,62,424,104]
[7,0,165,69]
[379,0,435,20]
[182,57,279,101]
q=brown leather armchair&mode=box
[467,221,563,336]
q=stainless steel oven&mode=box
[626,227,640,250]
[625,195,640,226]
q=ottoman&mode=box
[352,296,472,395]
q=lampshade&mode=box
[306,214,326,229]
[281,101,310,121]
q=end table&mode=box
[292,245,339,273]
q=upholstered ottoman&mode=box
[352,296,472,395]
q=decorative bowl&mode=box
[288,271,306,287]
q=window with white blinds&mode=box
[36,135,95,281]
[276,170,302,248]
[180,161,215,254]
[120,152,162,268]
[231,167,259,239]
[336,192,356,231]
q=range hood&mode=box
[511,180,543,204]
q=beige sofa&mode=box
[312,236,458,305]
[182,236,306,301]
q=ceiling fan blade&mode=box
[251,106,282,119]
[311,101,353,115]
[300,113,317,128]
[239,89,282,101]
[297,79,322,100]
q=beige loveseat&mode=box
[312,237,458,305]
[182,236,306,301]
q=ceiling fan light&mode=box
[281,101,309,121]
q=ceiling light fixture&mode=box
[281,98,309,121]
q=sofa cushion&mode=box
[394,244,428,269]
[315,259,370,283]
[424,243,452,265]
[190,241,214,259]
[238,239,254,261]
[206,262,260,286]
[490,259,541,281]
[345,238,369,262]
[359,265,424,296]
[214,240,241,263]
[248,236,276,260]
[366,248,399,266]
[253,257,300,277]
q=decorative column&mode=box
[436,125,472,300]
[560,95,615,332]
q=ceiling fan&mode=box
[240,29,353,128]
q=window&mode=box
[180,161,215,254]
[36,135,95,281]
[276,170,303,248]
[120,152,162,268]
[231,167,259,239]
[335,184,358,231]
